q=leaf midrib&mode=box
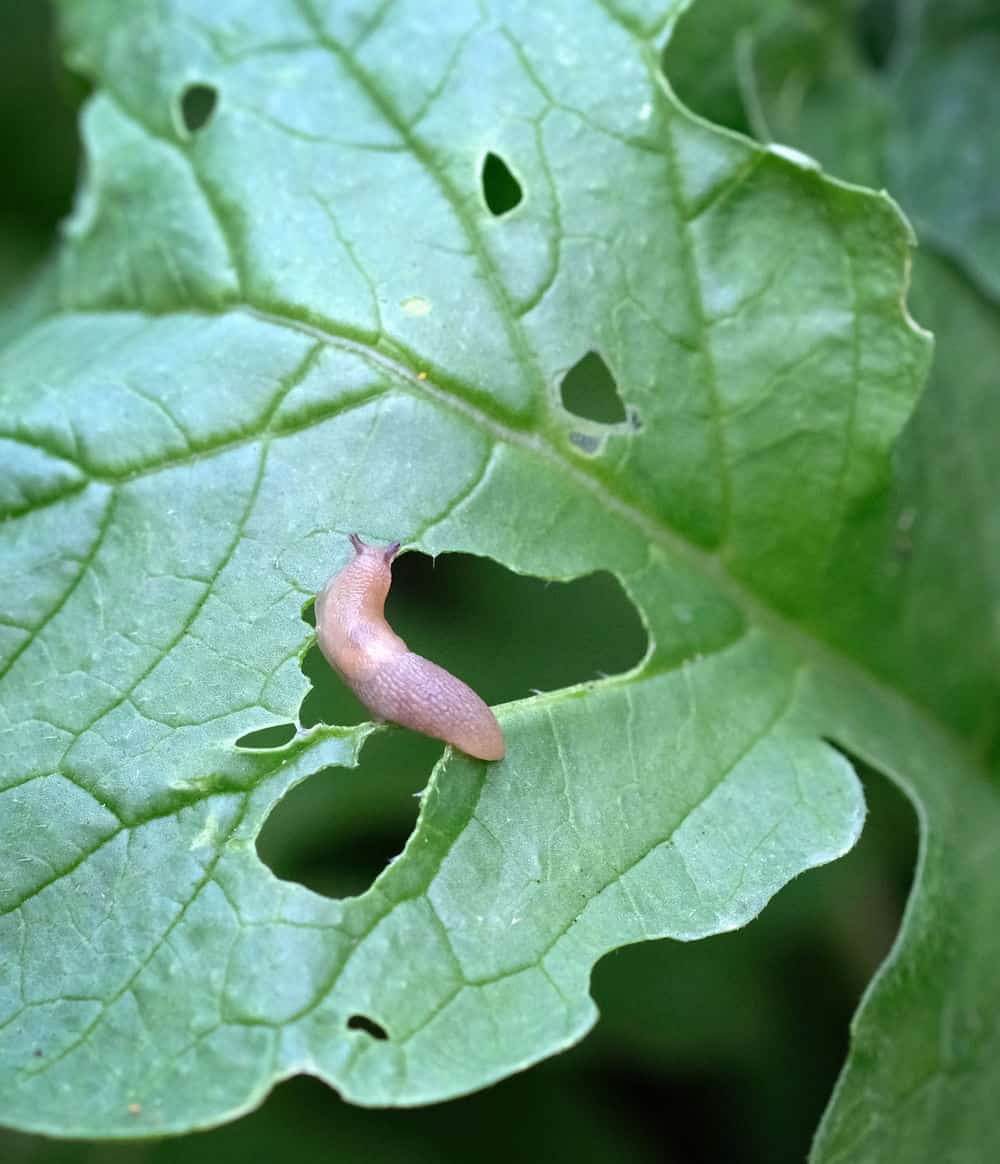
[6,1,983,783]
[1,295,985,787]
[188,305,996,782]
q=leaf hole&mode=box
[179,82,218,133]
[346,1014,389,1040]
[256,551,647,900]
[481,151,523,216]
[302,550,647,724]
[569,431,603,456]
[255,730,440,899]
[560,351,628,426]
[235,723,297,750]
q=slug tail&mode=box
[352,652,505,761]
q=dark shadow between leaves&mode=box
[584,760,917,1164]
[0,2,83,305]
[253,551,647,900]
[855,0,901,72]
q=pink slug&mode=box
[315,534,505,762]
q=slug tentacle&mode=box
[315,534,505,762]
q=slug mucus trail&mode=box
[315,534,505,761]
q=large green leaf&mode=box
[665,3,1000,1159]
[5,0,990,1146]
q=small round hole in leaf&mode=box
[560,350,627,425]
[481,151,523,216]
[569,431,603,455]
[235,723,296,750]
[179,83,218,133]
[347,1014,388,1040]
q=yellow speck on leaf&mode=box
[402,296,431,316]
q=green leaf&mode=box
[4,0,978,1144]
[666,4,1000,1159]
[667,0,1000,297]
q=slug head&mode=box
[349,532,400,563]
[344,533,400,612]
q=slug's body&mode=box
[315,534,505,762]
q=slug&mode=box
[315,534,505,761]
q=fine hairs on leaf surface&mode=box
[0,0,997,1159]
